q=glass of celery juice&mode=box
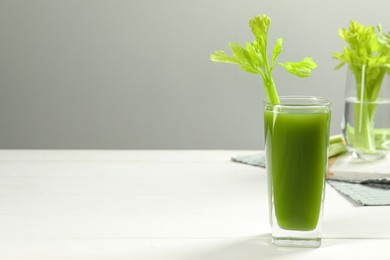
[264,96,331,248]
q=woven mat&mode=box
[232,152,390,206]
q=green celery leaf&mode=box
[249,15,270,45]
[279,57,318,78]
[229,42,261,74]
[229,42,247,61]
[272,38,283,63]
[245,42,261,68]
[210,50,237,64]
[334,61,346,70]
[210,43,261,74]
[210,14,317,104]
[238,64,261,74]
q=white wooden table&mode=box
[0,150,389,259]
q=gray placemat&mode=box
[328,180,390,206]
[232,152,390,206]
[231,151,266,167]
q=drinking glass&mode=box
[264,96,331,247]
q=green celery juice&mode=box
[265,107,330,231]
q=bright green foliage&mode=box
[210,14,317,104]
[279,57,318,78]
[272,38,283,63]
[334,21,390,153]
[334,21,390,102]
[378,24,390,74]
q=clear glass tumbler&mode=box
[264,96,331,248]
[342,69,390,160]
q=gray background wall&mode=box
[1,0,389,149]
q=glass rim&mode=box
[264,96,332,107]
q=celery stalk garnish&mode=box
[329,135,347,157]
[333,21,390,154]
[210,14,317,104]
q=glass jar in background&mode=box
[342,67,390,160]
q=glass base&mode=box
[349,148,387,161]
[272,236,321,248]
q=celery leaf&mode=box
[279,57,318,78]
[272,38,283,63]
[210,14,317,104]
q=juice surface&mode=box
[265,109,330,231]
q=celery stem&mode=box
[266,78,280,104]
[352,65,386,153]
